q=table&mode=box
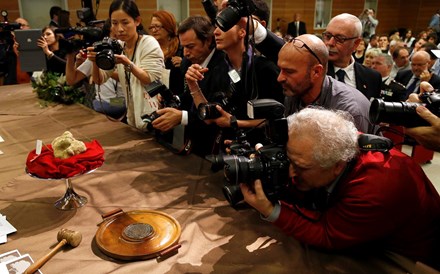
[0,84,413,273]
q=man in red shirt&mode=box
[241,107,440,269]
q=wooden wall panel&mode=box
[4,0,439,39]
[1,1,20,23]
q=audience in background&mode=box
[359,8,379,40]
[49,6,62,29]
[322,13,382,99]
[287,13,307,38]
[352,38,366,64]
[403,29,415,47]
[378,34,390,53]
[390,46,410,80]
[371,52,393,85]
[394,50,440,100]
[366,34,378,50]
[363,47,382,68]
[149,10,184,96]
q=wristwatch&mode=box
[124,61,134,73]
[230,115,238,130]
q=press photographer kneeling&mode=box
[240,107,440,269]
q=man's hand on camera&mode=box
[240,179,274,218]
[405,106,440,151]
[151,108,182,132]
[405,81,440,151]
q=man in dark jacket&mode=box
[322,13,382,100]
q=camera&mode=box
[215,0,256,32]
[202,0,218,24]
[56,26,103,53]
[380,80,407,102]
[369,90,440,128]
[141,81,181,127]
[198,103,222,120]
[197,92,232,120]
[93,37,123,70]
[207,99,290,206]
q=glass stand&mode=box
[26,167,98,211]
[54,178,88,210]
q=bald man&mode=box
[279,34,376,134]
[394,50,440,100]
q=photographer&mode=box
[89,0,164,130]
[241,107,440,268]
[38,26,67,74]
[405,81,440,151]
[150,15,230,156]
[65,19,126,119]
[359,9,378,40]
[186,5,284,146]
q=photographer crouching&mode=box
[241,107,440,269]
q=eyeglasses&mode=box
[148,25,163,31]
[322,32,358,44]
[286,37,322,65]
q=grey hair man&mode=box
[322,13,382,99]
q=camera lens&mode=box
[222,184,244,206]
[198,103,221,120]
[215,6,241,32]
[369,98,428,128]
[96,49,116,70]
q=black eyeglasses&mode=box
[322,32,358,44]
[148,25,163,31]
[287,37,322,65]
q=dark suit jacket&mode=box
[394,69,440,100]
[286,21,307,37]
[327,62,382,100]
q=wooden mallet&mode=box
[24,228,82,274]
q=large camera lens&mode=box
[96,49,116,70]
[215,5,242,32]
[198,103,221,120]
[369,98,429,128]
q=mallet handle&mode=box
[24,239,67,274]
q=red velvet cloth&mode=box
[26,140,105,179]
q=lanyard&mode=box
[124,34,140,99]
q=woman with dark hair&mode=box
[149,10,184,96]
[37,26,67,74]
[89,0,164,130]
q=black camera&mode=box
[93,37,123,70]
[380,80,407,102]
[207,99,290,206]
[369,90,440,128]
[198,102,222,120]
[197,92,232,120]
[202,0,218,24]
[215,0,256,32]
[56,26,103,53]
[141,81,181,127]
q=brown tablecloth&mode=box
[0,84,412,273]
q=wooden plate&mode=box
[95,210,181,260]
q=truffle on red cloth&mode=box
[26,140,104,179]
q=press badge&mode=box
[110,97,125,107]
[228,69,241,83]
